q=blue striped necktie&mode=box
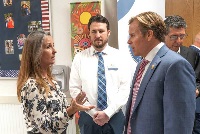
[96,52,107,110]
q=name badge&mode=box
[108,64,118,70]
[108,67,118,70]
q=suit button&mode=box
[131,117,136,120]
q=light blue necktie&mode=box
[97,52,107,110]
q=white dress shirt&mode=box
[69,44,131,118]
[141,42,164,81]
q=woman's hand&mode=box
[71,92,95,111]
[67,92,95,116]
[75,91,87,105]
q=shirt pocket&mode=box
[106,67,119,92]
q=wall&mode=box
[118,0,165,51]
[117,0,165,78]
[166,0,200,47]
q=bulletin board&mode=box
[0,0,51,78]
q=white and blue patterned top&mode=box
[20,77,71,134]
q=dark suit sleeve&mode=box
[189,46,200,97]
[195,55,200,87]
[194,50,200,79]
[195,56,200,81]
[196,61,200,88]
[164,58,196,134]
[196,61,200,97]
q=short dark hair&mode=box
[164,15,187,35]
[88,14,110,30]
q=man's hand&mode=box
[196,88,199,97]
[93,111,109,126]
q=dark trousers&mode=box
[193,113,200,134]
[78,112,114,134]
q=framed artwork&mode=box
[70,1,101,59]
[0,0,51,78]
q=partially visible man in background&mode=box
[164,15,199,70]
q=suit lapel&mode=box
[180,46,188,59]
[131,45,169,113]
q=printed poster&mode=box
[70,1,101,59]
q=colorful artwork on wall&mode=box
[0,0,51,77]
[70,1,101,59]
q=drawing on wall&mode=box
[0,0,51,77]
[28,21,42,32]
[70,1,101,59]
[17,34,26,49]
[3,0,12,6]
[21,1,31,16]
[4,13,14,28]
[5,40,14,54]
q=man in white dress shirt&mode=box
[69,14,131,134]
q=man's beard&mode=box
[93,39,108,48]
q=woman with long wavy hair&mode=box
[17,31,94,134]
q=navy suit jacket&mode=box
[124,45,196,134]
[190,45,200,56]
[180,46,200,81]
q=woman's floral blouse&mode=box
[20,78,71,133]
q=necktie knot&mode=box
[140,59,149,67]
[96,52,103,58]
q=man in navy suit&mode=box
[124,11,196,134]
[164,16,200,134]
[190,32,200,134]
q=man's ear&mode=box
[147,30,153,41]
[108,30,111,36]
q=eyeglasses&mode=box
[169,34,187,41]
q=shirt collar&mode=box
[145,42,164,62]
[177,47,180,54]
[90,43,109,56]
